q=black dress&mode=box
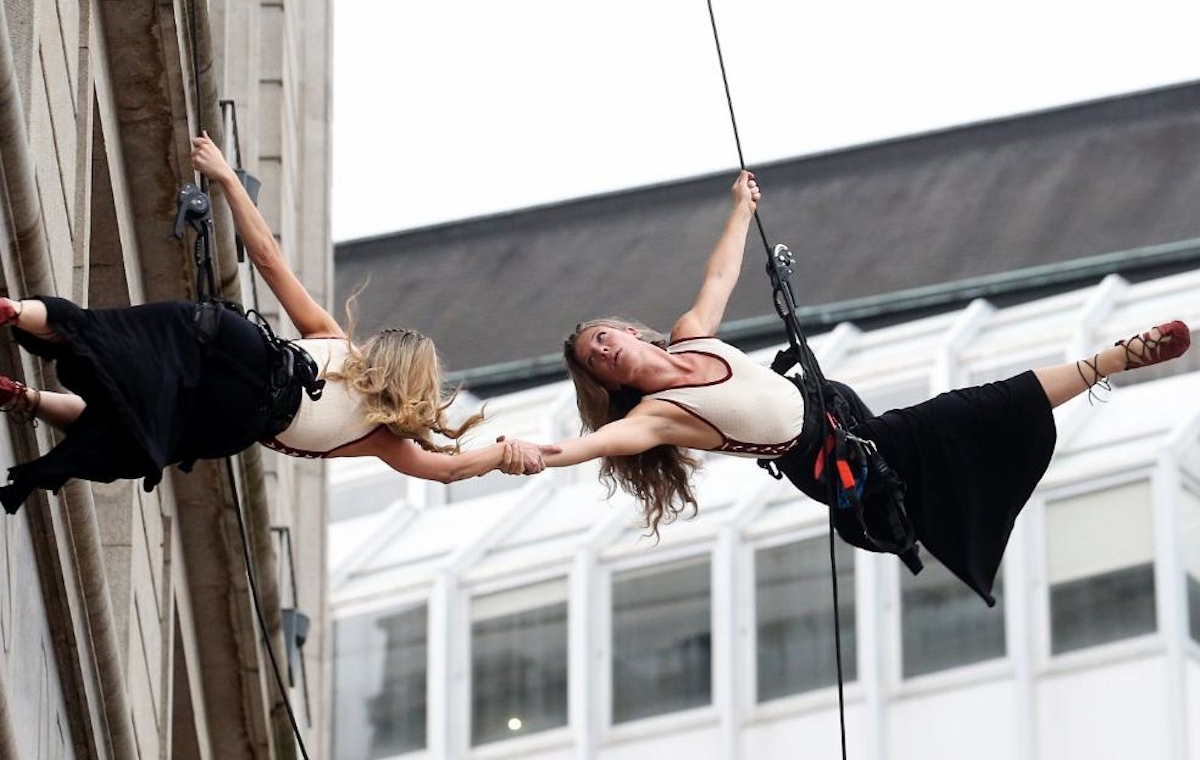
[1,297,278,513]
[775,370,1056,606]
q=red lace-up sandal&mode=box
[1116,320,1191,371]
[0,298,21,328]
[1076,320,1192,405]
[0,375,39,425]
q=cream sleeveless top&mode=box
[263,338,381,458]
[643,337,806,458]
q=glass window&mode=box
[755,537,855,701]
[1187,575,1200,645]
[901,556,1005,677]
[333,605,428,759]
[471,579,569,745]
[611,557,712,724]
[1046,482,1156,655]
[1181,485,1200,644]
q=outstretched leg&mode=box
[1035,320,1191,408]
[0,375,85,429]
[0,297,60,340]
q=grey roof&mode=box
[335,81,1200,390]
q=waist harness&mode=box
[762,347,923,575]
[193,301,326,439]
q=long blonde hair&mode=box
[563,318,699,538]
[331,289,482,453]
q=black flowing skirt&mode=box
[776,371,1056,606]
[1,297,276,512]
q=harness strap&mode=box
[770,351,922,569]
[243,307,326,402]
[192,301,326,440]
[193,301,263,388]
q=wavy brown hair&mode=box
[328,287,483,453]
[563,318,700,538]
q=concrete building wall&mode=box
[0,0,332,757]
[0,444,78,760]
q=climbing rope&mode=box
[184,2,312,757]
[703,2,850,758]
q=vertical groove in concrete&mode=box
[0,0,137,756]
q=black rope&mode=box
[273,525,314,726]
[185,3,311,757]
[704,2,849,758]
[825,510,848,757]
[703,0,770,257]
[187,0,207,195]
[226,458,312,760]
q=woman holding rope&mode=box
[0,134,544,514]
[537,170,1190,603]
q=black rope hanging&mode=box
[703,2,850,758]
[184,3,313,758]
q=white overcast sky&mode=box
[331,0,1200,242]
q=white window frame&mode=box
[885,535,1014,697]
[600,546,719,744]
[1034,468,1162,675]
[1182,473,1200,660]
[331,590,433,760]
[838,367,932,415]
[962,347,1067,388]
[740,524,868,722]
[458,567,575,759]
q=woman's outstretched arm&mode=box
[191,132,343,339]
[339,429,550,482]
[670,170,760,342]
[540,414,678,468]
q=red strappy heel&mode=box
[1116,320,1192,370]
[0,298,20,328]
[0,375,38,425]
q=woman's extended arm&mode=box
[191,132,343,339]
[340,430,548,483]
[670,170,760,342]
[541,414,679,468]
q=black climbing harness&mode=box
[173,183,326,439]
[758,247,921,572]
[191,300,327,436]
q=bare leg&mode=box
[0,299,83,428]
[1035,322,1190,408]
[0,297,60,339]
[30,389,87,429]
[0,379,86,430]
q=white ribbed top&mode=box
[643,337,806,458]
[272,339,379,456]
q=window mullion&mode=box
[1152,458,1189,760]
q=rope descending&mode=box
[184,1,312,757]
[704,3,849,758]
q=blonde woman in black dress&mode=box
[0,134,544,513]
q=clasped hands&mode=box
[495,436,560,475]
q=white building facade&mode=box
[330,270,1200,760]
